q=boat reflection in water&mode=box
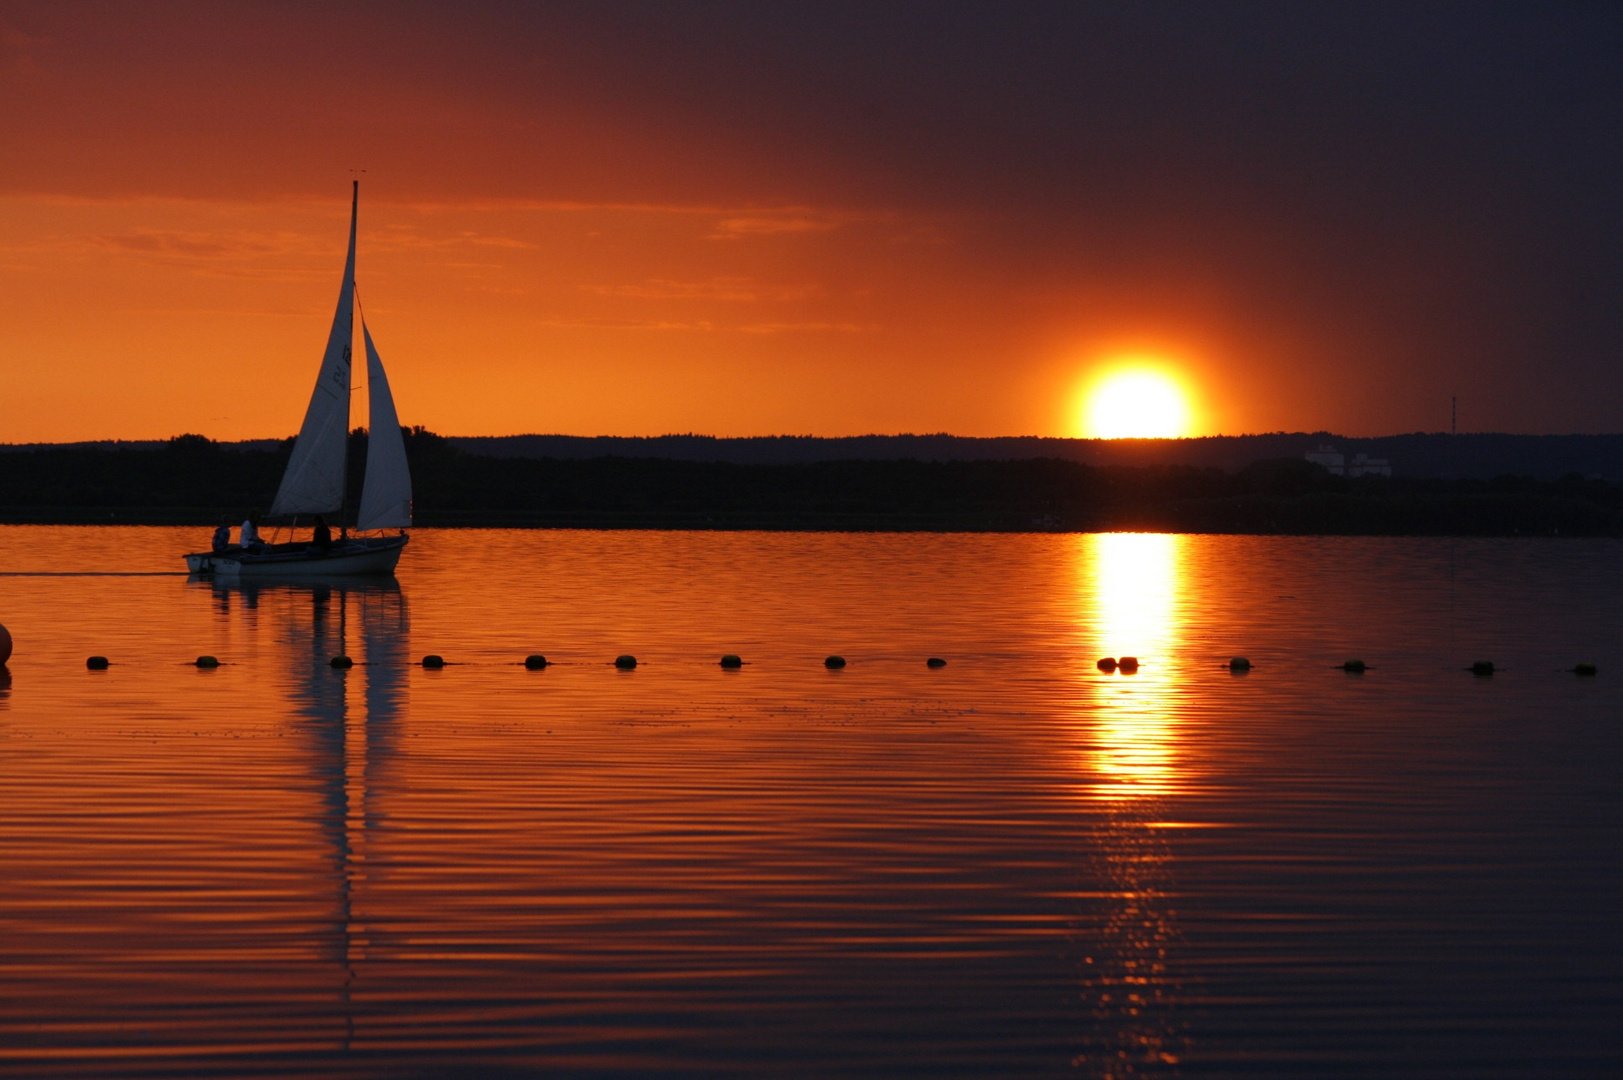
[1072,533,1187,1077]
[194,574,409,1049]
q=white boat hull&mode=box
[187,535,407,577]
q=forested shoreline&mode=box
[0,430,1620,535]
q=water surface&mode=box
[0,527,1617,1077]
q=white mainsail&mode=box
[269,181,358,518]
[355,321,413,531]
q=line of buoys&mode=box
[64,644,1595,680]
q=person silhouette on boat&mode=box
[211,516,232,553]
[241,511,264,550]
[312,515,332,552]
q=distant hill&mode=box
[438,432,1623,481]
[2,431,1622,534]
[7,432,1623,481]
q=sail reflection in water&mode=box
[205,575,409,1046]
[1072,533,1187,1076]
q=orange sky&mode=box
[3,3,1620,441]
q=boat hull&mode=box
[186,535,408,577]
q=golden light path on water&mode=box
[1070,532,1188,1076]
[1076,532,1186,801]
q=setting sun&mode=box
[1082,369,1194,439]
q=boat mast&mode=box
[340,180,357,539]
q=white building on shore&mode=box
[1304,445,1392,477]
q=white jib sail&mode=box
[269,182,358,518]
[355,320,413,531]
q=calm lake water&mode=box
[0,526,1617,1078]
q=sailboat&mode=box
[185,182,411,577]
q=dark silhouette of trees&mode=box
[0,434,1618,534]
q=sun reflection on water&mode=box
[1071,532,1188,1077]
[1079,532,1187,801]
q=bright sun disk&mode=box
[1084,370,1191,439]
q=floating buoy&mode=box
[0,622,11,665]
[1470,660,1495,677]
[719,654,743,668]
[1096,657,1117,672]
[422,654,445,669]
[1574,663,1598,676]
[1117,656,1140,673]
[330,655,353,669]
[86,655,109,670]
[1342,659,1367,673]
[1229,657,1251,671]
[615,654,637,669]
[824,655,846,669]
[195,655,219,668]
[524,654,548,670]
[926,657,947,668]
